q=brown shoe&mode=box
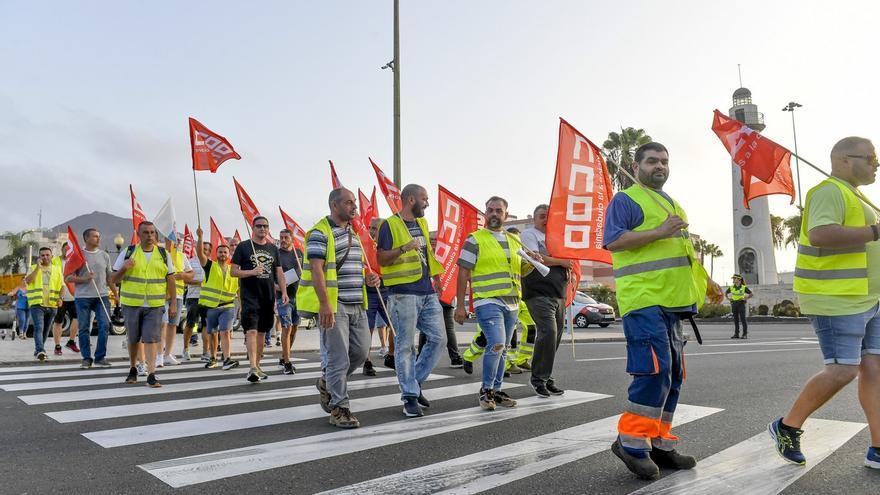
[329,406,360,428]
[125,367,137,384]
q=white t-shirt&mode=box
[113,248,176,274]
[186,257,205,300]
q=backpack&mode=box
[124,245,169,266]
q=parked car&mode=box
[571,293,616,328]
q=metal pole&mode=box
[790,109,803,209]
[392,0,401,187]
[192,169,202,228]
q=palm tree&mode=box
[770,214,785,249]
[602,127,652,191]
[0,231,38,274]
[693,238,709,265]
[784,212,802,248]
[706,243,723,279]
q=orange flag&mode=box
[712,109,791,184]
[189,117,241,173]
[63,226,86,278]
[370,158,402,214]
[279,207,307,250]
[435,185,482,305]
[741,158,796,208]
[129,185,148,244]
[329,160,343,189]
[546,118,614,264]
[232,177,274,242]
[209,217,227,261]
[358,189,377,225]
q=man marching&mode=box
[604,142,722,480]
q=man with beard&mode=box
[231,216,287,383]
[377,184,446,417]
[298,188,381,428]
[604,142,722,479]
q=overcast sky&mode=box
[2,0,878,281]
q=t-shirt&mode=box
[519,226,568,300]
[40,266,51,303]
[14,288,27,309]
[797,181,880,316]
[277,247,303,300]
[457,230,519,310]
[307,217,365,305]
[377,218,435,296]
[185,257,204,300]
[112,247,176,308]
[603,189,696,313]
[231,240,281,308]
[73,249,112,298]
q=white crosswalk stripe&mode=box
[0,358,283,382]
[0,356,305,374]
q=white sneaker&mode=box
[136,362,147,376]
[182,350,191,361]
[379,346,388,357]
[155,354,165,368]
[164,354,180,366]
[122,339,128,349]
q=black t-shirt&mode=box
[277,247,303,299]
[231,240,281,306]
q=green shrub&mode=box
[696,303,731,318]
[585,285,620,315]
[757,304,769,316]
[772,299,801,317]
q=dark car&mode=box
[573,294,616,328]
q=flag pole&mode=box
[361,249,395,339]
[84,261,112,323]
[192,169,202,228]
[788,151,880,215]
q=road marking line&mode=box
[628,417,866,495]
[0,356,306,374]
[0,358,297,382]
[318,404,722,495]
[17,368,390,405]
[575,347,817,362]
[139,390,611,488]
[84,378,488,448]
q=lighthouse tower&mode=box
[730,87,779,285]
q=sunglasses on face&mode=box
[254,224,270,229]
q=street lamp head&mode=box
[113,233,124,250]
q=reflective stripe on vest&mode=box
[611,186,705,316]
[120,246,169,307]
[26,264,63,307]
[379,215,444,286]
[470,229,522,300]
[729,285,747,301]
[199,262,239,308]
[295,218,368,313]
[794,177,869,296]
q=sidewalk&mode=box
[0,322,624,366]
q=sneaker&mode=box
[611,439,660,480]
[866,447,880,469]
[450,356,464,368]
[164,354,180,366]
[518,361,532,371]
[125,367,138,384]
[741,334,749,340]
[278,358,285,368]
[546,383,565,396]
[363,360,377,377]
[222,358,240,371]
[329,406,360,428]
[54,345,62,356]
[650,448,697,470]
[383,354,396,370]
[94,359,112,368]
[417,392,431,409]
[507,362,523,374]
[81,358,93,369]
[136,362,147,376]
[403,397,423,417]
[533,383,551,398]
[146,373,162,388]
[200,354,211,363]
[730,334,740,339]
[282,361,296,374]
[182,350,191,361]
[276,338,281,347]
[503,370,511,378]
[463,360,473,375]
[155,354,164,368]
[768,417,806,465]
[378,346,388,357]
[19,333,26,340]
[255,366,268,380]
[246,368,260,383]
[493,390,517,408]
[65,340,79,352]
[37,351,47,362]
[479,388,496,411]
[205,357,219,369]
[316,377,331,412]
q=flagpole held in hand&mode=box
[84,261,112,323]
[361,246,395,339]
[192,169,202,228]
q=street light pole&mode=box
[782,102,803,209]
[392,0,401,187]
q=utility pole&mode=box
[392,0,401,187]
[782,102,803,209]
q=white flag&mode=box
[153,197,178,243]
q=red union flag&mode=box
[233,230,242,244]
[435,185,482,305]
[329,160,343,189]
[63,226,85,277]
[209,217,227,261]
[546,119,613,264]
[129,185,148,244]
[352,212,380,276]
[278,207,306,250]
[742,157,796,209]
[181,225,195,258]
[189,117,241,173]
[370,158,402,214]
[712,109,791,184]
[358,188,377,224]
[232,177,274,242]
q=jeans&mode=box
[418,303,462,360]
[390,293,447,398]
[75,297,110,362]
[526,296,566,387]
[810,303,880,365]
[321,303,371,408]
[30,306,56,355]
[732,301,748,336]
[15,308,29,335]
[474,303,519,390]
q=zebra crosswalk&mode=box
[0,354,870,494]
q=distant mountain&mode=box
[50,211,132,252]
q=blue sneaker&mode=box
[866,447,880,469]
[768,417,806,465]
[402,397,423,418]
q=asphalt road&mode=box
[0,322,876,494]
